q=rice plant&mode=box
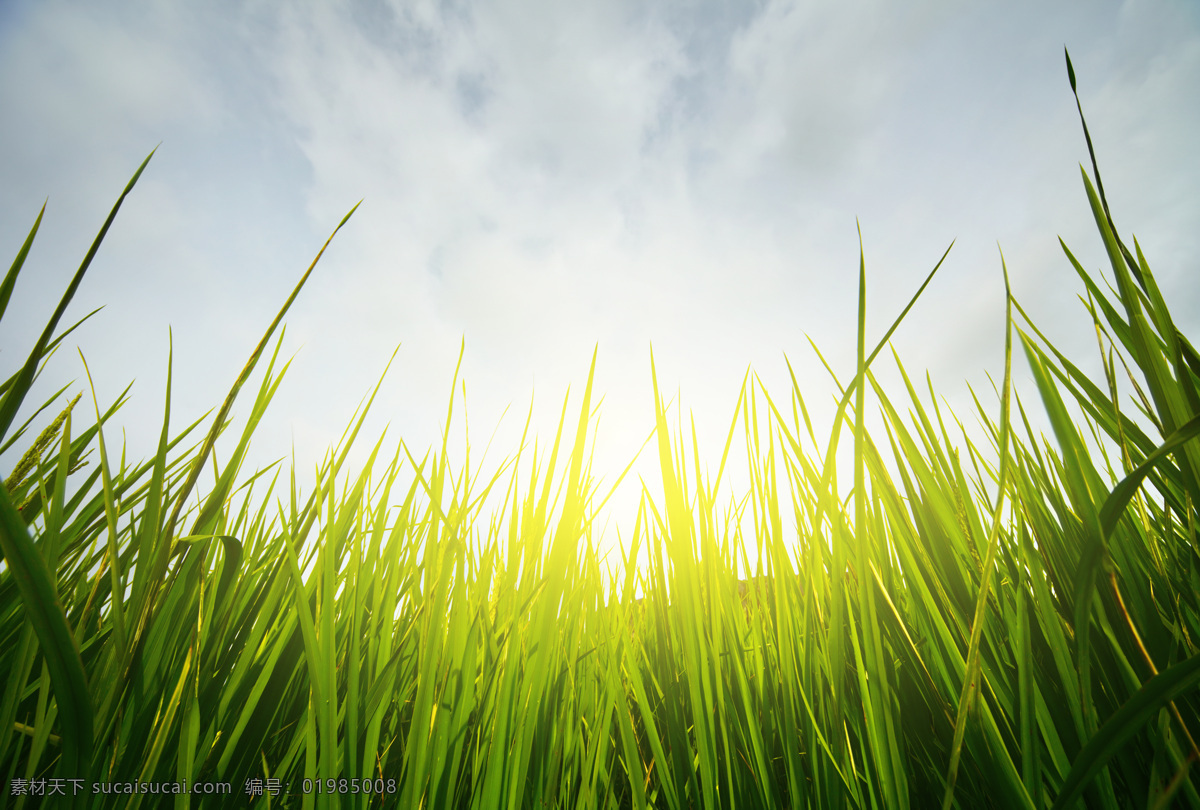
[1,49,1197,809]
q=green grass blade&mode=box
[1050,652,1200,810]
[942,250,1025,810]
[0,149,155,443]
[1098,415,1200,543]
[0,201,45,324]
[0,482,93,794]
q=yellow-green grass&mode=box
[2,50,1198,809]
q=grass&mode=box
[2,49,1199,809]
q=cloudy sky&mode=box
[1,0,1197,546]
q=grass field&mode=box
[2,50,1198,809]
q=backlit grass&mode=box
[2,50,1198,809]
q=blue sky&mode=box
[1,0,1197,545]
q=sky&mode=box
[1,0,1197,557]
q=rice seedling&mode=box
[1,49,1197,809]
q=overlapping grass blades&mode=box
[1,51,1198,808]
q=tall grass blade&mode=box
[0,149,155,442]
[0,482,92,797]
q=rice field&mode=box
[2,50,1198,809]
